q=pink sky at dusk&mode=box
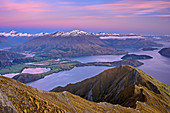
[0,0,170,34]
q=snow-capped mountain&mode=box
[0,30,48,37]
[0,30,147,40]
[51,30,90,37]
[1,30,142,38]
[50,30,147,40]
[51,30,120,37]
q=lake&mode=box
[27,66,112,91]
[26,41,170,91]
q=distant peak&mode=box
[10,30,17,34]
[71,30,81,32]
[70,30,87,33]
[52,30,90,37]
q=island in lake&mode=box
[159,47,170,57]
[121,54,153,60]
[142,47,158,51]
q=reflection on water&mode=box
[67,55,124,63]
[22,68,51,74]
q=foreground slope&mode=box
[52,65,170,113]
[0,76,140,113]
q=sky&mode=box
[0,0,170,34]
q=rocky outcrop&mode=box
[0,90,17,113]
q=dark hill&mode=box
[159,47,170,57]
[0,50,24,68]
[11,35,125,57]
[0,50,24,61]
[121,54,153,60]
[0,36,13,49]
[52,65,170,112]
[102,38,162,49]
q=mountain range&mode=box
[0,30,49,46]
[11,30,162,57]
[0,65,169,112]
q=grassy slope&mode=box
[0,76,139,113]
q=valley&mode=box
[0,35,170,88]
[0,30,169,112]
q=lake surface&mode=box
[27,66,112,91]
[67,55,124,63]
[27,41,170,91]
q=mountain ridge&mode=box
[52,65,170,112]
[0,75,140,113]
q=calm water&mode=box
[67,55,124,63]
[27,66,112,91]
[27,41,170,91]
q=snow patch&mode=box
[100,36,145,40]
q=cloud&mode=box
[0,0,53,14]
[153,15,170,17]
[57,2,75,5]
[67,16,107,19]
[1,0,169,18]
[56,0,170,18]
[0,0,170,34]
